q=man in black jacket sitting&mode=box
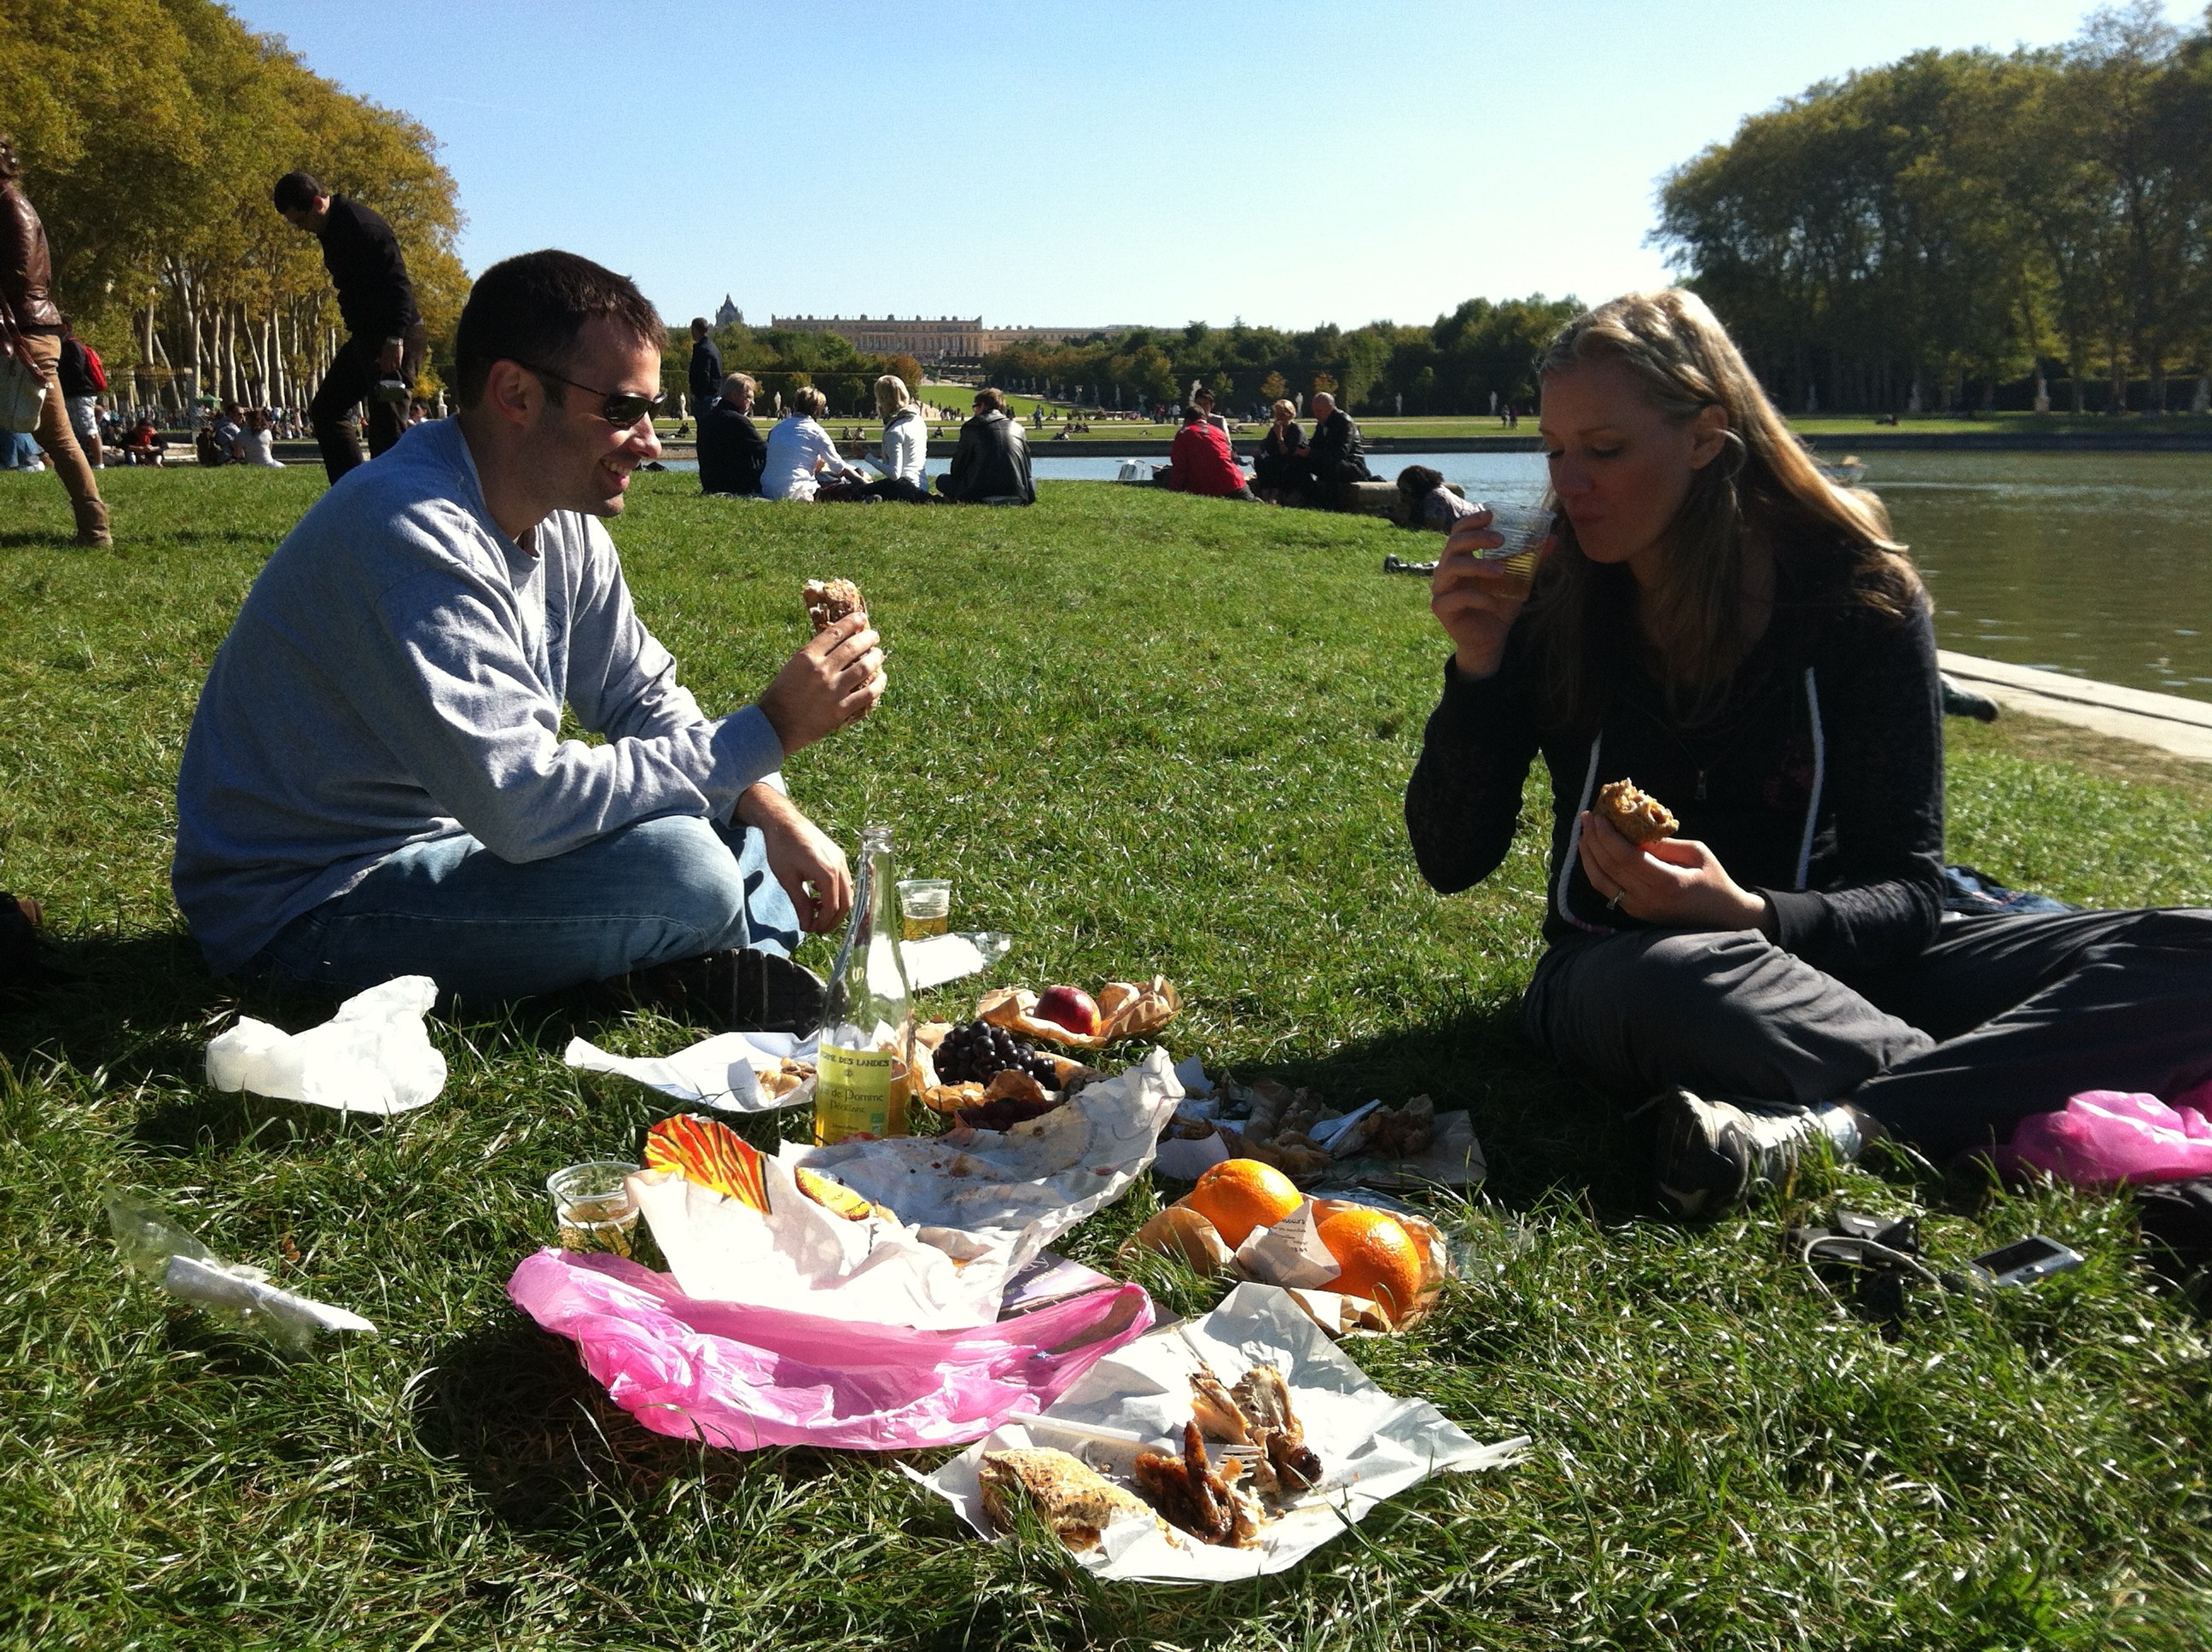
[274,171,424,485]
[935,387,1033,504]
[1304,391,1373,509]
[697,373,766,496]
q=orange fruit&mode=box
[1315,1207,1425,1323]
[1185,1159,1304,1248]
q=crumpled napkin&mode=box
[564,1030,818,1112]
[205,975,445,1115]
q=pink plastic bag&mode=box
[508,1248,1153,1451]
[2000,1088,2212,1188]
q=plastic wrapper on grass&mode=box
[1997,1084,2212,1186]
[507,1249,1152,1451]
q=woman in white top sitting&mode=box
[865,375,934,503]
[761,386,867,500]
[241,407,285,467]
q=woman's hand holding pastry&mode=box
[1432,509,1537,679]
[1576,811,1776,934]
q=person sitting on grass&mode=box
[862,373,934,503]
[1167,393,1259,501]
[125,415,165,466]
[760,386,869,501]
[1396,463,1477,530]
[696,370,766,495]
[173,249,885,1020]
[1406,287,2212,1218]
[1252,398,1307,503]
[934,387,1033,505]
[1303,391,1373,509]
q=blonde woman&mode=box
[1406,288,2212,1215]
[760,385,864,500]
[863,374,933,503]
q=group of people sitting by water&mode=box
[695,374,1033,506]
[1161,384,1379,509]
[154,241,2209,1221]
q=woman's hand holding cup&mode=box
[1432,507,1550,680]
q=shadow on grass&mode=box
[411,1316,846,1536]
[1225,998,1650,1218]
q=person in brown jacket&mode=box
[0,135,110,547]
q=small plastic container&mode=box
[1476,503,1555,595]
[546,1160,642,1258]
[897,877,952,940]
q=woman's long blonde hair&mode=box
[874,374,911,420]
[1525,288,1919,735]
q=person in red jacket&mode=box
[1166,392,1258,500]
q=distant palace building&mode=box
[767,314,1116,363]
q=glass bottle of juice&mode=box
[813,823,917,1145]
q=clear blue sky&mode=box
[230,0,2194,333]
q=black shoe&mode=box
[1645,1088,1823,1219]
[1940,674,2000,722]
[607,948,824,1032]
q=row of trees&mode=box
[977,296,1582,418]
[1657,3,2212,415]
[1,0,466,412]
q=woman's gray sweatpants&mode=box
[1520,907,2212,1159]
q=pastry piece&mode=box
[979,1448,1173,1552]
[802,577,865,633]
[1595,778,1679,846]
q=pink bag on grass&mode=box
[2000,1084,2212,1188]
[508,1248,1153,1452]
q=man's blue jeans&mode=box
[250,814,802,1003]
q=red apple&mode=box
[1033,984,1102,1037]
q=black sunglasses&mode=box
[518,362,667,428]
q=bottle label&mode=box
[815,1044,896,1144]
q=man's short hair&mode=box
[453,249,663,409]
[721,372,755,402]
[974,387,1006,416]
[272,172,324,212]
[0,135,20,182]
[790,386,828,418]
[690,317,709,337]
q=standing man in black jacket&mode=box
[687,318,723,420]
[274,171,424,485]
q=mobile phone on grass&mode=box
[1966,1234,2085,1288]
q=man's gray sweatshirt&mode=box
[172,416,784,974]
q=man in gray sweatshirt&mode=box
[172,250,884,1008]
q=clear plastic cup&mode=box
[1476,503,1555,596]
[546,1160,641,1257]
[897,877,952,940]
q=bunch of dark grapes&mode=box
[934,1021,1057,1088]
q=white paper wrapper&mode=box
[206,975,445,1115]
[627,1156,1013,1330]
[783,1047,1182,1269]
[564,1031,819,1112]
[899,934,987,991]
[915,1282,1526,1582]
[1331,1110,1487,1190]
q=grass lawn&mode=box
[2,468,2210,1649]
